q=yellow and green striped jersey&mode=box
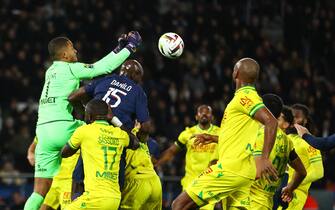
[218,86,264,179]
[68,120,129,199]
[176,124,220,189]
[251,128,294,209]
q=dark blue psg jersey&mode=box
[85,74,150,129]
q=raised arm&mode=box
[294,124,335,150]
[68,32,141,80]
[303,133,335,151]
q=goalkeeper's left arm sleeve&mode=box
[69,48,131,80]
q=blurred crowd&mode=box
[0,0,335,209]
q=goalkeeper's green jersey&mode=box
[37,48,130,125]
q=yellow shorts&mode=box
[120,174,162,210]
[64,192,120,210]
[250,200,271,210]
[284,189,307,210]
[186,165,253,209]
[44,178,72,209]
[249,188,272,210]
[182,176,215,210]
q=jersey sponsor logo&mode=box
[240,96,253,108]
[84,64,94,68]
[190,143,216,153]
[36,164,47,172]
[200,167,213,176]
[307,146,318,156]
[96,171,118,181]
[40,97,55,105]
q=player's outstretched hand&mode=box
[125,31,142,53]
[281,186,294,203]
[255,157,278,182]
[192,134,218,146]
[112,34,128,53]
[294,124,310,137]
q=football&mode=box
[158,32,184,58]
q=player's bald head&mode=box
[85,99,109,122]
[233,58,260,83]
[48,36,71,61]
[197,105,212,114]
[120,59,144,83]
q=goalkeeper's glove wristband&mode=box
[125,31,142,53]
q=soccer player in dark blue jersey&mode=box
[68,60,162,208]
[69,59,150,132]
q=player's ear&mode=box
[283,121,289,130]
[195,114,199,121]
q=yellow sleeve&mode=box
[68,127,84,149]
[236,90,265,117]
[177,128,189,145]
[121,130,130,147]
[301,146,323,185]
[288,138,294,153]
[33,136,38,144]
[253,129,264,156]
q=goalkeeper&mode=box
[24,31,142,210]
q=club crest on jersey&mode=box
[84,64,94,69]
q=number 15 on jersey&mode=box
[102,87,127,108]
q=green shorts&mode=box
[35,120,84,178]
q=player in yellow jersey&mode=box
[279,104,324,210]
[250,95,306,210]
[155,105,220,210]
[27,138,79,210]
[61,99,139,210]
[172,58,279,210]
[120,122,162,210]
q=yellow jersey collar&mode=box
[93,120,109,125]
[196,124,213,132]
[235,85,256,94]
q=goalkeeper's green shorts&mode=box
[35,120,85,178]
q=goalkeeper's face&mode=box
[64,41,78,62]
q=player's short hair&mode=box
[197,105,212,113]
[262,94,283,118]
[48,36,70,61]
[291,103,310,118]
[85,99,109,116]
[281,106,294,125]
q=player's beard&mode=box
[199,117,210,126]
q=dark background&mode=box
[0,0,334,209]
